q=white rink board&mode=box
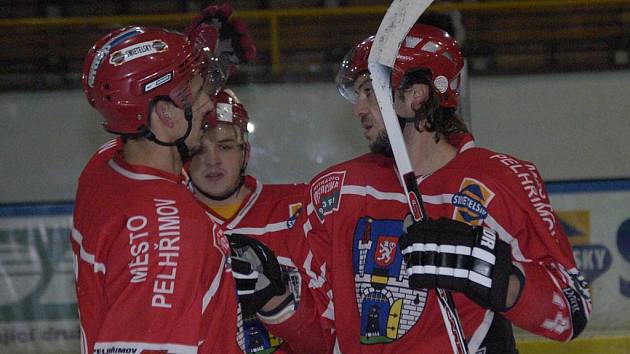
[1,70,630,203]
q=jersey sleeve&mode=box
[483,157,592,341]
[260,187,336,353]
[74,194,222,353]
[261,272,331,354]
[296,168,363,350]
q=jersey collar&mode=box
[109,151,184,185]
[203,175,263,228]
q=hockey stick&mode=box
[367,1,468,353]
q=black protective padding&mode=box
[478,313,519,354]
[228,234,287,317]
[466,226,514,312]
[401,218,516,312]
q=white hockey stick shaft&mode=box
[367,1,468,353]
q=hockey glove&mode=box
[399,217,521,312]
[185,3,256,92]
[228,234,287,318]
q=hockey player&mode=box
[187,89,329,353]
[72,10,262,351]
[300,23,592,353]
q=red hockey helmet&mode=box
[210,88,249,134]
[336,23,464,108]
[82,26,216,134]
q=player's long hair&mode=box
[397,68,468,142]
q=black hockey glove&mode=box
[228,234,287,318]
[399,217,521,312]
[185,3,256,91]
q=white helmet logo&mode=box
[216,102,234,123]
[434,75,448,94]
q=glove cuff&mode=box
[257,293,296,324]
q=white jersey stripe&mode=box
[227,221,288,236]
[421,193,453,205]
[97,138,118,155]
[467,309,494,353]
[93,341,197,354]
[108,159,172,182]
[227,180,263,229]
[203,224,227,313]
[459,139,476,153]
[484,214,527,262]
[303,219,313,239]
[71,228,106,274]
[342,185,407,203]
[205,211,224,226]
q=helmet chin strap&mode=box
[142,105,194,163]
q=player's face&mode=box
[352,73,391,155]
[189,123,246,201]
[183,74,213,155]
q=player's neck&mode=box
[405,128,456,176]
[203,184,252,209]
[123,139,183,175]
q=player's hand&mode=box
[185,3,256,83]
[228,234,287,318]
[399,217,523,312]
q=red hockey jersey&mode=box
[195,175,329,354]
[72,139,242,354]
[304,133,591,353]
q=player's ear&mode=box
[154,100,175,129]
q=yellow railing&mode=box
[0,0,628,77]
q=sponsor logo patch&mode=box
[144,71,173,92]
[109,40,168,66]
[451,178,495,225]
[310,171,346,223]
[286,202,302,229]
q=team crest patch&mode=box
[451,178,495,225]
[286,202,302,229]
[374,236,398,267]
[352,216,427,344]
[310,171,346,223]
